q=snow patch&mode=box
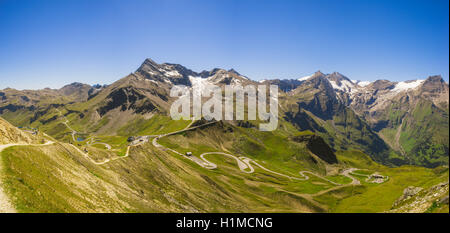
[330,79,356,93]
[146,71,158,76]
[298,75,312,81]
[356,81,372,87]
[164,70,181,77]
[392,80,424,92]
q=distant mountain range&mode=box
[2,58,447,167]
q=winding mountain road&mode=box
[1,117,380,213]
[151,121,361,187]
[56,109,118,164]
[10,114,370,187]
[56,109,78,142]
[25,112,372,188]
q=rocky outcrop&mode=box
[0,117,34,144]
[389,182,449,213]
[394,186,424,205]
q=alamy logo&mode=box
[170,84,279,131]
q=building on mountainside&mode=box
[367,173,388,183]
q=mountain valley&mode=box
[0,58,448,213]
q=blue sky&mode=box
[0,0,448,89]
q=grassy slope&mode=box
[399,99,449,167]
[376,98,449,167]
[315,150,449,212]
[1,140,330,213]
[159,122,449,213]
[2,120,448,213]
[158,122,329,176]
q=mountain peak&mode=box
[326,72,352,83]
[134,59,194,86]
[143,58,158,65]
[424,75,445,84]
[313,70,325,77]
[331,71,341,76]
[137,58,162,73]
[228,68,241,76]
[62,82,88,88]
[199,68,236,78]
[420,75,448,94]
[368,79,396,90]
